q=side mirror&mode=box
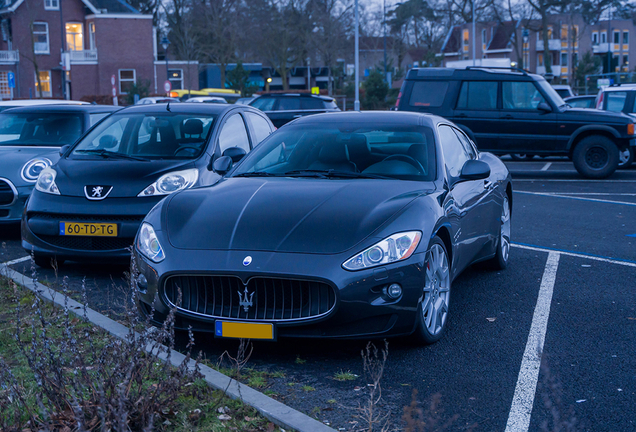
[459,160,490,181]
[537,102,552,113]
[59,145,69,156]
[222,146,247,163]
[212,155,233,175]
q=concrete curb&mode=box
[1,261,335,432]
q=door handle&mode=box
[484,180,493,189]
[500,114,514,120]
[456,113,468,118]
[293,115,303,118]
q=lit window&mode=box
[66,23,83,51]
[0,72,10,98]
[35,71,52,98]
[119,69,136,94]
[463,29,469,52]
[561,25,568,40]
[537,53,544,67]
[168,69,183,90]
[44,0,59,10]
[33,22,49,54]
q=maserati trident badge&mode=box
[238,287,254,313]
[243,256,252,266]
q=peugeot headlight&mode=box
[136,222,165,262]
[21,158,52,182]
[138,169,199,197]
[342,231,422,271]
[35,167,60,195]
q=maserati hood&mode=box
[165,177,431,254]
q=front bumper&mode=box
[0,180,31,224]
[134,247,427,340]
[22,191,163,261]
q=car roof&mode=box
[601,84,636,92]
[0,99,89,106]
[257,93,334,101]
[565,95,595,100]
[406,67,543,81]
[115,102,243,115]
[3,104,120,114]
[287,110,446,127]
[552,85,572,89]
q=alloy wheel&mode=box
[500,195,511,263]
[422,244,450,335]
[619,148,631,166]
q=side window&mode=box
[250,97,276,111]
[218,113,250,154]
[453,128,477,159]
[278,97,301,111]
[438,125,470,178]
[456,81,498,110]
[502,81,546,110]
[246,112,272,144]
[300,98,324,110]
[606,92,627,112]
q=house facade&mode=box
[439,14,636,86]
[0,0,198,101]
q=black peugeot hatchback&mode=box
[22,103,274,267]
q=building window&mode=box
[482,29,487,49]
[119,69,135,94]
[537,53,544,67]
[561,25,568,41]
[89,22,96,49]
[462,29,469,53]
[66,23,83,51]
[572,26,579,47]
[0,72,10,98]
[623,31,629,45]
[523,52,529,69]
[623,55,629,67]
[168,69,183,90]
[44,0,59,10]
[614,30,620,44]
[601,31,607,44]
[35,70,51,98]
[33,22,49,54]
[560,52,568,66]
[592,32,598,45]
[572,52,578,66]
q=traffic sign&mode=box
[111,75,116,86]
[112,87,117,97]
[164,80,172,93]
[7,72,15,88]
[598,78,611,87]
[311,86,319,95]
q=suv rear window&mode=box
[606,91,627,112]
[300,98,325,110]
[408,81,448,107]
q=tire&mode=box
[413,237,451,345]
[33,254,65,269]
[485,194,511,270]
[618,147,634,169]
[510,154,534,161]
[572,136,619,179]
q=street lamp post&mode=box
[161,36,170,94]
[354,0,360,111]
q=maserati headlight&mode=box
[136,222,165,262]
[342,231,422,271]
[35,167,60,195]
[138,169,199,197]
[21,158,52,182]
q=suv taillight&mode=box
[395,92,402,109]
[596,92,603,109]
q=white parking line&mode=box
[505,252,561,432]
[540,162,552,171]
[533,192,636,196]
[515,190,636,207]
[513,179,636,182]
[1,256,30,266]
[512,243,636,268]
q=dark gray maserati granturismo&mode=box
[133,111,512,344]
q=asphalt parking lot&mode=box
[1,157,635,431]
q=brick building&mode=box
[0,0,198,101]
[439,14,636,86]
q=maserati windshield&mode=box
[0,113,83,146]
[233,122,437,181]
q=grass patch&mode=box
[301,385,316,392]
[333,370,358,381]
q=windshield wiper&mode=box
[234,171,280,178]
[75,149,150,161]
[283,169,390,179]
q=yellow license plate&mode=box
[215,321,274,340]
[59,222,118,237]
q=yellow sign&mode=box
[311,86,320,95]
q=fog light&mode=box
[385,283,402,299]
[137,274,148,292]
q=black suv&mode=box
[396,67,636,178]
[249,93,340,128]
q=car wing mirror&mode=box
[459,160,490,181]
[212,155,233,175]
[59,144,69,156]
[222,146,247,163]
[537,102,552,113]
